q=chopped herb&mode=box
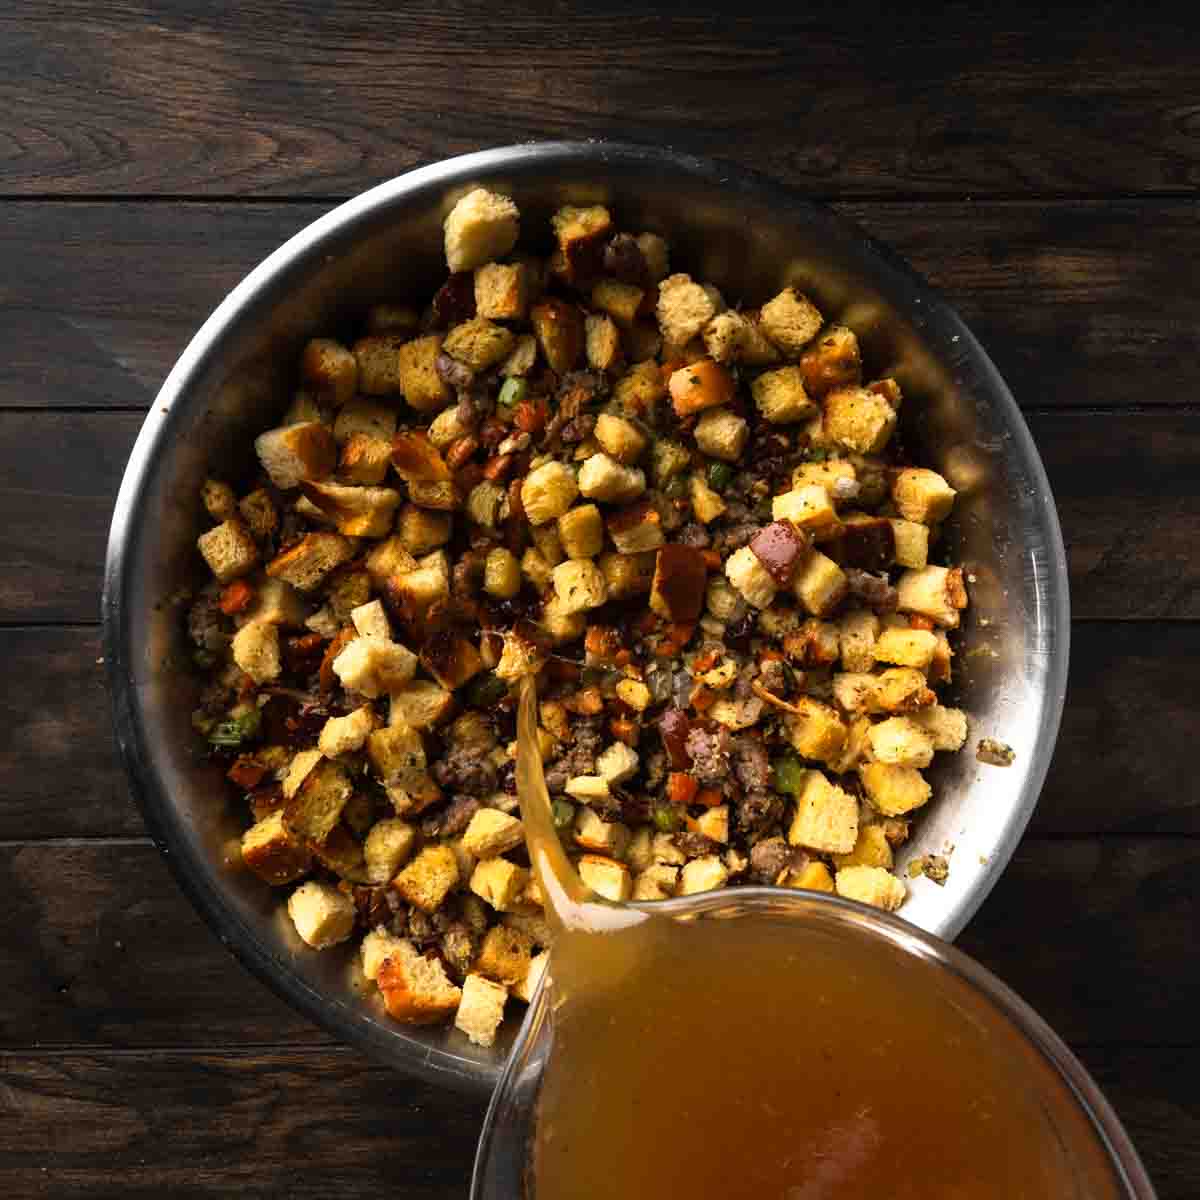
[652,804,682,833]
[208,709,262,748]
[707,461,735,492]
[770,754,806,796]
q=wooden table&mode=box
[1,3,1197,1195]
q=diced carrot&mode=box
[690,685,716,713]
[482,454,514,482]
[514,400,547,434]
[694,787,723,809]
[909,613,935,631]
[219,579,255,615]
[667,773,698,806]
[227,756,268,790]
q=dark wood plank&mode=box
[2,409,1195,623]
[1,3,1197,199]
[6,623,1199,841]
[2,838,1196,1050]
[3,200,1198,412]
[0,1045,1189,1198]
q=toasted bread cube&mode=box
[896,565,968,629]
[388,681,453,731]
[759,288,822,356]
[388,552,451,620]
[360,927,408,981]
[591,278,644,327]
[632,863,679,901]
[350,335,408,397]
[832,823,894,870]
[454,974,508,1046]
[551,558,608,615]
[338,433,392,484]
[521,461,579,526]
[578,854,632,902]
[393,334,451,412]
[333,397,397,444]
[565,775,612,804]
[530,298,585,373]
[793,459,857,495]
[867,717,936,769]
[241,809,312,885]
[318,704,379,758]
[198,520,259,584]
[708,697,766,731]
[678,854,729,896]
[393,844,460,913]
[835,864,906,911]
[475,925,533,988]
[347,599,388,642]
[474,261,527,320]
[287,880,355,949]
[910,704,968,752]
[614,361,667,420]
[752,365,817,424]
[584,313,623,371]
[613,678,651,713]
[267,532,354,592]
[701,310,750,364]
[694,407,749,463]
[785,697,848,767]
[606,499,663,555]
[230,618,281,684]
[284,760,353,843]
[557,504,604,560]
[799,325,862,396]
[594,413,647,464]
[838,609,879,673]
[201,479,238,523]
[363,818,417,884]
[632,231,668,282]
[657,273,719,345]
[462,809,525,859]
[859,762,932,817]
[788,861,836,893]
[725,545,778,610]
[443,316,516,373]
[300,480,401,538]
[333,636,417,698]
[874,627,938,670]
[376,939,462,1023]
[625,827,655,873]
[513,951,550,1004]
[463,480,502,530]
[890,519,930,570]
[541,594,587,645]
[773,485,841,541]
[470,857,530,912]
[787,770,858,854]
[520,546,554,590]
[577,452,646,504]
[282,748,323,801]
[367,722,427,790]
[689,473,727,524]
[668,359,735,418]
[823,387,898,454]
[572,808,631,861]
[597,741,639,785]
[420,630,484,691]
[475,547,519,602]
[652,833,687,867]
[300,338,357,405]
[444,188,520,273]
[874,667,935,714]
[793,550,848,617]
[599,550,655,600]
[364,535,418,584]
[237,489,277,541]
[650,544,707,622]
[408,479,460,512]
[694,805,729,844]
[892,468,957,525]
[551,204,611,280]
[428,407,476,452]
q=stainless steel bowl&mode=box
[103,142,1069,1093]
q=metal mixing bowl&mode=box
[103,142,1069,1093]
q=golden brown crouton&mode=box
[470,857,530,912]
[591,279,645,327]
[530,298,585,373]
[892,467,957,525]
[388,680,454,730]
[396,335,452,412]
[363,818,416,884]
[283,759,353,844]
[299,480,401,538]
[201,479,238,523]
[287,880,356,949]
[444,188,520,273]
[474,261,528,320]
[896,565,968,629]
[474,924,533,986]
[784,697,849,767]
[318,704,379,758]
[237,489,277,540]
[266,532,354,592]
[759,287,823,356]
[551,204,612,283]
[798,325,862,396]
[462,809,525,859]
[858,761,932,816]
[231,619,281,684]
[197,520,259,584]
[300,338,358,405]
[392,844,460,913]
[752,366,817,424]
[376,939,462,1023]
[835,864,906,911]
[241,809,312,885]
[585,312,623,371]
[455,973,508,1046]
[657,273,720,346]
[443,317,517,372]
[787,769,858,854]
[823,386,898,454]
[338,433,392,485]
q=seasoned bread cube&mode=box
[598,550,655,600]
[578,854,633,902]
[396,334,452,412]
[752,366,817,424]
[282,748,323,801]
[597,741,639,785]
[787,770,858,854]
[352,335,411,396]
[615,361,667,418]
[333,636,417,698]
[892,468,957,524]
[838,609,880,673]
[367,722,427,790]
[694,805,729,844]
[694,407,749,462]
[287,880,355,949]
[300,338,358,405]
[474,261,528,320]
[494,625,547,681]
[480,546,520,599]
[388,680,454,730]
[530,298,585,373]
[773,484,841,540]
[874,626,938,669]
[759,287,823,356]
[360,927,408,982]
[551,204,612,281]
[689,472,727,524]
[823,387,898,454]
[419,631,484,691]
[455,974,508,1047]
[657,273,719,345]
[443,316,516,372]
[241,809,312,885]
[387,553,451,620]
[792,550,848,616]
[300,480,401,538]
[594,413,647,464]
[785,697,848,767]
[267,532,354,592]
[427,404,474,450]
[867,716,936,768]
[835,865,906,911]
[237,489,277,540]
[363,818,417,884]
[557,504,604,560]
[338,433,392,485]
[890,518,930,570]
[678,854,729,896]
[462,809,525,859]
[393,844,460,913]
[318,704,379,758]
[470,857,530,912]
[349,599,390,641]
[577,452,646,503]
[701,310,749,364]
[726,545,778,610]
[632,863,679,901]
[591,279,644,327]
[668,359,735,417]
[333,397,397,443]
[874,667,935,714]
[910,704,968,751]
[513,950,550,1004]
[615,677,652,711]
[540,594,587,644]
[283,760,353,844]
[565,776,613,804]
[606,499,663,554]
[376,939,462,1023]
[201,479,238,523]
[444,188,520,273]
[859,762,932,816]
[365,535,418,584]
[896,565,968,628]
[799,325,862,396]
[793,458,857,495]
[521,461,579,525]
[231,619,280,683]
[408,479,460,511]
[552,559,608,614]
[198,519,259,583]
[585,313,623,371]
[650,544,707,622]
[475,925,533,987]
[832,823,894,871]
[788,861,836,893]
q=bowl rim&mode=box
[102,139,1070,1092]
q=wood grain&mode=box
[0,1045,1188,1197]
[3,200,1198,413]
[2,838,1196,1050]
[3,409,1196,623]
[6,623,1200,842]
[1,3,1198,199]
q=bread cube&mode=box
[360,928,408,983]
[859,761,932,817]
[315,704,376,758]
[388,681,453,731]
[556,504,604,560]
[551,204,611,281]
[287,880,355,949]
[281,748,323,801]
[475,924,533,988]
[364,535,418,584]
[726,545,778,610]
[784,697,848,767]
[454,974,508,1046]
[890,519,930,570]
[578,854,632,902]
[594,413,646,464]
[266,532,354,592]
[668,359,735,417]
[599,549,656,600]
[614,361,667,419]
[910,705,968,752]
[615,678,652,712]
[363,818,416,884]
[634,231,669,281]
[513,951,550,1004]
[300,337,358,405]
[752,365,816,424]
[694,407,749,462]
[694,805,729,844]
[444,188,520,273]
[393,844,460,913]
[838,609,879,673]
[678,854,729,896]
[521,547,554,590]
[330,399,394,446]
[550,558,607,614]
[389,503,449,556]
[689,473,727,524]
[832,672,880,716]
[835,864,906,911]
[500,333,538,378]
[832,823,894,871]
[201,479,238,523]
[657,273,719,345]
[283,760,353,844]
[300,480,400,538]
[474,261,527,320]
[874,667,935,714]
[376,939,462,1023]
[867,717,936,769]
[799,324,862,396]
[521,461,579,526]
[228,618,279,684]
[462,809,525,860]
[241,809,312,885]
[632,864,679,901]
[793,550,848,616]
[367,722,427,791]
[443,316,516,372]
[336,433,391,485]
[540,594,587,645]
[708,697,768,731]
[591,278,644,327]
[892,468,957,524]
[584,313,623,371]
[930,630,953,685]
[596,741,639,785]
[873,627,938,670]
[788,861,835,893]
[198,520,259,584]
[387,552,451,621]
[896,565,968,628]
[420,631,484,692]
[773,485,841,541]
[606,499,663,554]
[346,600,388,643]
[577,452,646,503]
[701,310,749,364]
[792,459,857,495]
[470,857,530,912]
[787,770,858,854]
[530,298,585,373]
[395,334,452,412]
[332,636,417,698]
[823,387,898,454]
[759,288,823,356]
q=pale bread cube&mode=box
[351,599,391,640]
[910,705,968,752]
[585,313,623,371]
[332,636,418,698]
[592,278,645,326]
[282,748,323,801]
[859,762,932,816]
[835,865,906,911]
[577,452,646,503]
[470,858,530,912]
[689,472,727,523]
[318,704,379,757]
[375,939,462,1023]
[787,770,858,854]
[615,678,652,711]
[874,667,935,714]
[890,519,930,570]
[393,845,460,914]
[789,861,836,893]
[287,880,355,949]
[678,854,729,896]
[552,559,608,614]
[656,273,719,345]
[793,550,848,616]
[254,422,336,490]
[361,927,409,982]
[521,461,579,526]
[632,863,680,901]
[867,717,936,769]
[513,951,550,1004]
[363,819,417,884]
[541,595,587,645]
[594,413,647,464]
[565,776,613,804]
[838,609,879,673]
[557,504,605,560]
[198,520,259,584]
[484,547,522,599]
[784,697,848,767]
[231,619,281,684]
[444,188,520,273]
[578,854,632,902]
[694,407,749,462]
[773,484,841,540]
[726,544,778,609]
[389,681,453,730]
[462,809,525,859]
[454,974,508,1047]
[892,467,957,524]
[832,823,895,871]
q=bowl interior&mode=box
[104,142,1068,1092]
